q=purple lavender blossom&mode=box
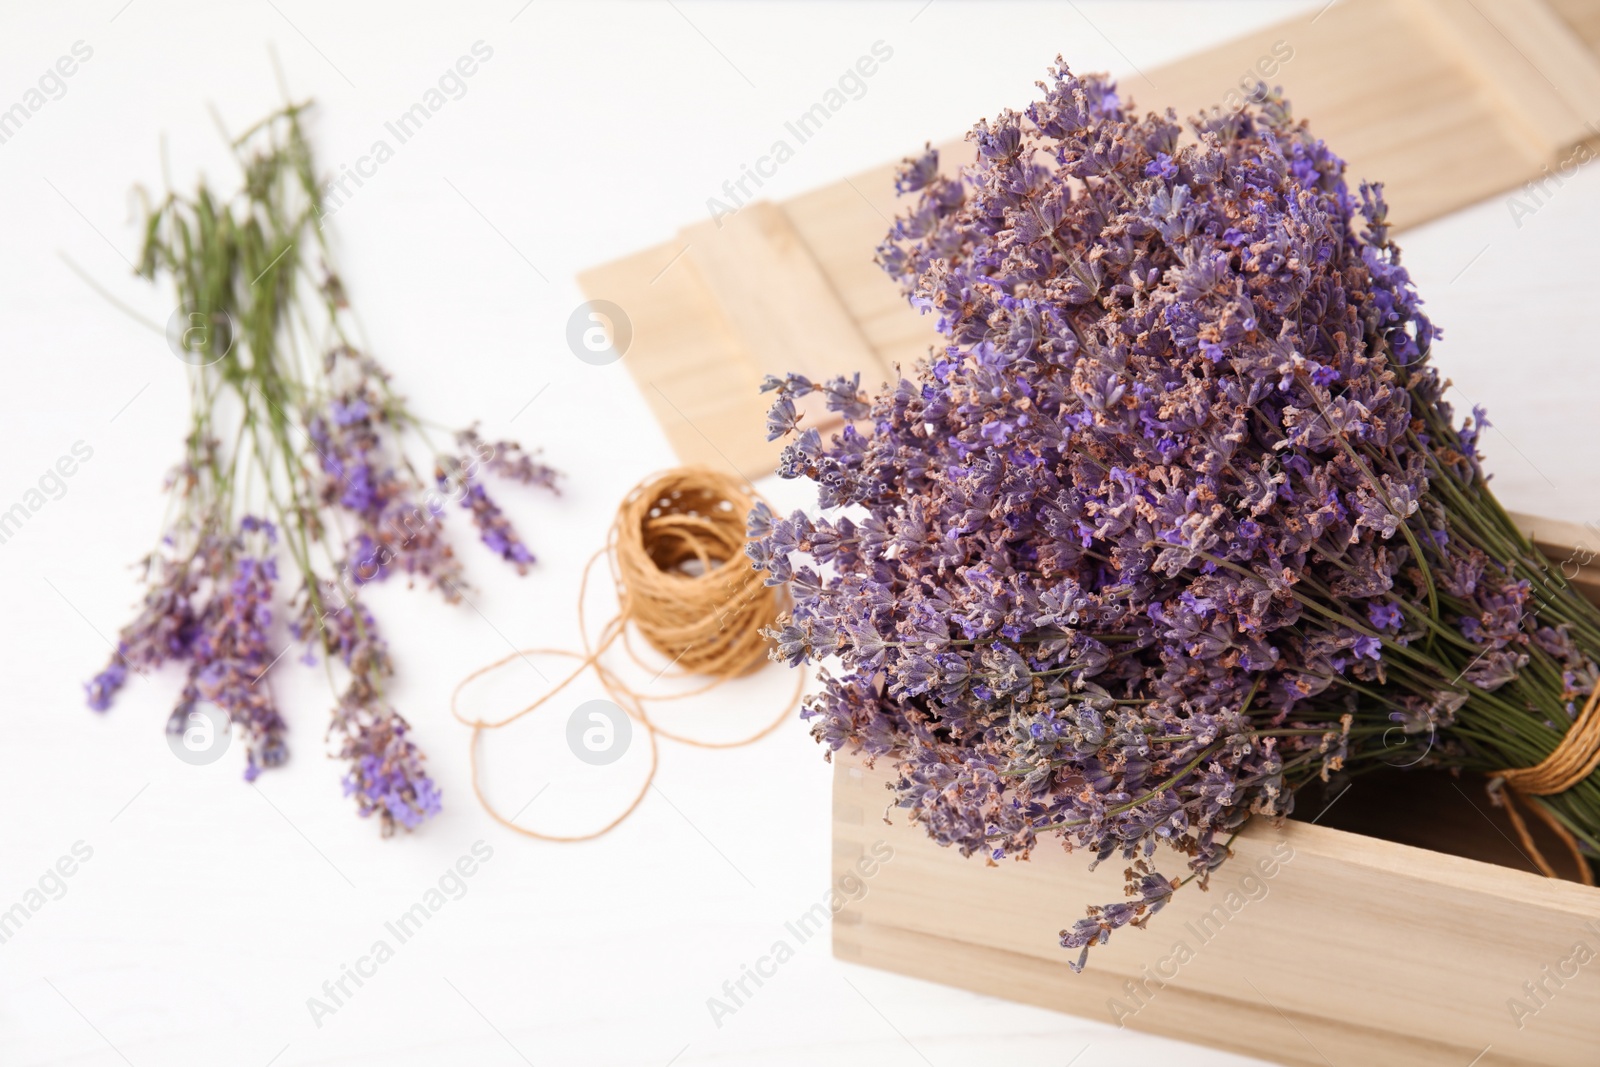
[751,63,1600,968]
[334,701,442,834]
[306,375,466,597]
[456,424,561,493]
[85,659,128,712]
[293,580,442,834]
[85,106,558,836]
[185,519,288,777]
[1369,602,1404,631]
[438,456,539,574]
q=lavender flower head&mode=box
[752,63,1600,967]
[84,105,560,834]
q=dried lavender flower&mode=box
[85,103,558,834]
[753,63,1600,967]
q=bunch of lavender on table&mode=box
[750,63,1600,968]
[85,103,558,834]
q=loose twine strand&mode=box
[450,468,801,841]
[1490,684,1600,886]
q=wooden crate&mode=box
[578,0,1600,477]
[830,517,1600,1067]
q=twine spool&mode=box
[450,468,800,841]
[1490,684,1600,886]
[613,468,776,679]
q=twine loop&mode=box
[450,468,799,842]
[1489,684,1600,886]
[613,468,778,678]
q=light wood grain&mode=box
[1509,509,1600,603]
[1407,0,1600,158]
[1548,0,1600,50]
[833,755,1600,1067]
[681,202,887,440]
[575,235,789,476]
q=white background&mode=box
[3,2,1598,1065]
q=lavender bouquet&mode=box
[86,104,558,834]
[750,64,1600,968]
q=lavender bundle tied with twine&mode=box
[750,63,1600,969]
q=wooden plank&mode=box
[680,202,885,387]
[835,750,1600,1067]
[783,143,976,383]
[579,201,888,475]
[681,202,887,436]
[1407,0,1600,158]
[1548,0,1600,51]
[1509,510,1600,604]
[576,239,789,475]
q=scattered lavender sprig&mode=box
[751,64,1600,967]
[86,103,558,835]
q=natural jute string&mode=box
[1490,684,1600,886]
[450,468,802,841]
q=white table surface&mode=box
[4,2,1598,1065]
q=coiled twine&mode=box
[451,468,798,841]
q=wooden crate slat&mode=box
[1510,510,1600,603]
[577,238,790,474]
[1548,0,1600,50]
[832,916,1451,1067]
[782,140,976,382]
[1407,0,1600,158]
[835,749,1600,1067]
[681,201,886,439]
